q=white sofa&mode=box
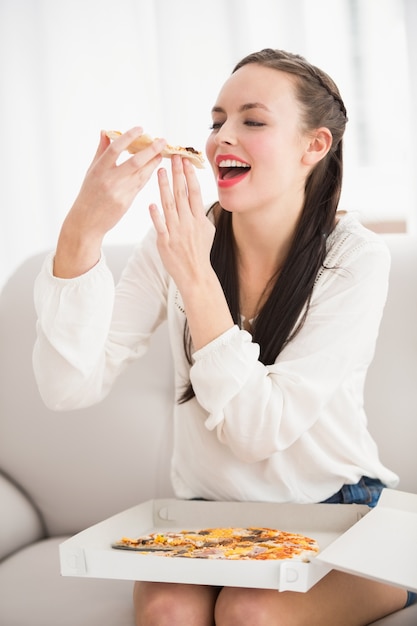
[0,236,416,626]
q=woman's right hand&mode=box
[53,127,166,278]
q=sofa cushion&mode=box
[0,472,44,561]
[365,235,417,494]
[0,247,174,537]
[371,602,417,625]
[0,537,135,626]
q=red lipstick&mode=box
[216,153,251,188]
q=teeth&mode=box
[218,159,250,168]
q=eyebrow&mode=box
[211,102,271,114]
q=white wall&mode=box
[1,0,415,289]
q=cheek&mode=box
[251,136,299,173]
[247,136,278,163]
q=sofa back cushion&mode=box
[0,246,175,536]
[365,234,417,494]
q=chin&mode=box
[217,193,252,214]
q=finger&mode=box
[182,157,205,217]
[149,203,168,236]
[101,126,144,166]
[171,155,192,218]
[113,138,166,199]
[122,137,167,173]
[88,131,111,169]
[157,167,179,225]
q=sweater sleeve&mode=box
[33,229,169,410]
[190,238,391,463]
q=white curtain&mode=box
[1,0,415,289]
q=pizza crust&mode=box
[105,130,205,168]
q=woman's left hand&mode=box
[149,155,216,294]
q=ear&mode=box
[302,127,333,166]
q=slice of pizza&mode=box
[105,130,205,168]
[112,526,319,562]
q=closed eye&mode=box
[244,120,266,127]
[209,119,266,131]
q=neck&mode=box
[231,204,301,275]
[231,206,302,325]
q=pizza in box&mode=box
[112,526,319,561]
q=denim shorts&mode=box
[405,591,417,608]
[321,476,384,508]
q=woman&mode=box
[33,49,411,624]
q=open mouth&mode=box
[218,158,251,181]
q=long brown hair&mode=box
[180,49,348,403]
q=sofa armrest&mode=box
[0,471,45,561]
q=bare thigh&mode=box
[133,581,220,626]
[215,571,408,626]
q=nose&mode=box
[214,120,236,146]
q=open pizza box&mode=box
[59,488,417,593]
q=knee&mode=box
[133,581,180,626]
[215,587,275,626]
[133,581,218,626]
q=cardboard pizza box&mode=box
[59,489,417,593]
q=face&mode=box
[206,63,312,219]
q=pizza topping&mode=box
[113,526,319,561]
